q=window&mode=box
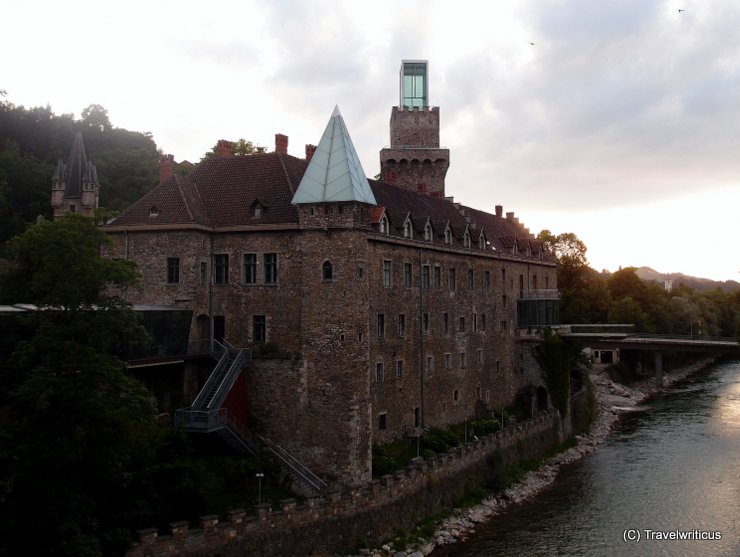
[70,204,77,213]
[444,227,452,244]
[322,261,333,281]
[454,389,459,402]
[423,313,430,335]
[253,315,266,343]
[460,352,466,368]
[459,316,465,333]
[477,349,484,364]
[264,253,278,283]
[426,355,434,376]
[443,312,449,335]
[377,314,385,338]
[167,257,180,284]
[213,254,229,284]
[244,254,257,284]
[424,223,433,241]
[502,294,507,309]
[397,314,406,337]
[403,220,412,239]
[473,313,478,332]
[200,261,207,285]
[422,265,430,290]
[502,268,507,283]
[378,412,387,430]
[253,203,262,217]
[519,274,524,298]
[533,275,538,290]
[448,268,456,290]
[484,270,491,292]
[414,407,420,428]
[479,234,485,249]
[467,269,474,290]
[500,320,508,331]
[396,360,404,379]
[445,353,452,369]
[404,263,412,288]
[380,215,389,234]
[375,362,384,383]
[463,231,471,248]
[481,313,486,332]
[434,266,441,290]
[383,260,392,288]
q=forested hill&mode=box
[0,100,160,243]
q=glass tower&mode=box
[400,60,428,108]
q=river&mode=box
[432,359,740,557]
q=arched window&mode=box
[444,227,452,245]
[403,220,412,239]
[463,231,471,248]
[380,215,389,235]
[424,223,432,241]
[479,234,485,250]
[322,261,333,281]
[253,203,262,217]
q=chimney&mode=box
[495,205,503,218]
[305,144,316,162]
[216,140,234,157]
[275,133,288,155]
[159,154,175,183]
[506,211,514,220]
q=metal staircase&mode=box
[174,339,328,494]
[175,340,256,454]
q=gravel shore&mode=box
[349,357,718,557]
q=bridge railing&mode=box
[624,333,738,344]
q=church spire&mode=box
[51,132,100,218]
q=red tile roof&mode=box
[109,152,553,262]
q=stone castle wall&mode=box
[127,412,562,557]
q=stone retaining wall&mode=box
[127,412,561,557]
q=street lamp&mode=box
[255,472,264,505]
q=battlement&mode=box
[127,413,559,557]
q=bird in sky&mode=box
[530,42,535,45]
[678,8,685,12]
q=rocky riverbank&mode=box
[347,356,719,557]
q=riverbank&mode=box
[349,356,719,557]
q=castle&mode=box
[77,61,560,486]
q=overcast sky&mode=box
[3,0,739,281]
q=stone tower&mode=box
[292,106,376,485]
[379,60,450,197]
[51,132,100,218]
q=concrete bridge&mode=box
[553,324,740,385]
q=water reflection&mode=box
[432,360,740,557]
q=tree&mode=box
[201,138,265,160]
[0,215,166,556]
[81,103,112,132]
[0,213,137,308]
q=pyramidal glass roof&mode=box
[291,106,377,206]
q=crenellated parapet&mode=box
[126,413,560,557]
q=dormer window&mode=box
[253,203,263,218]
[148,205,160,217]
[479,234,485,250]
[512,242,518,255]
[403,219,413,239]
[380,215,389,235]
[424,223,432,241]
[444,227,452,245]
[463,230,471,248]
